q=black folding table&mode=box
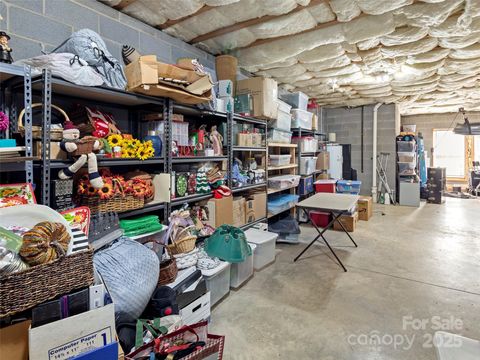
[294,193,359,272]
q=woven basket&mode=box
[167,235,197,256]
[18,103,67,140]
[80,194,144,214]
[0,249,94,318]
[158,258,178,286]
[71,138,96,156]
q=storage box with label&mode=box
[245,199,255,223]
[358,196,373,221]
[29,303,116,360]
[236,77,278,119]
[333,212,358,232]
[216,80,233,97]
[232,197,246,227]
[206,196,233,227]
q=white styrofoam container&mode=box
[201,261,231,306]
[230,244,256,289]
[300,157,318,175]
[269,154,291,166]
[269,110,291,131]
[179,292,211,326]
[291,109,313,130]
[276,99,292,113]
[245,229,278,270]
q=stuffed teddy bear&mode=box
[58,121,104,189]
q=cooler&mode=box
[314,179,337,193]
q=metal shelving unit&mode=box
[0,64,33,184]
[231,182,267,193]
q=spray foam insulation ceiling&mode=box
[102,0,480,115]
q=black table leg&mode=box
[294,208,349,272]
[334,215,358,247]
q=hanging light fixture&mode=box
[453,108,480,135]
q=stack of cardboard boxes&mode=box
[316,152,329,180]
[332,195,373,232]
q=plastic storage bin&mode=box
[298,175,314,196]
[292,137,318,152]
[291,109,313,130]
[336,180,362,194]
[299,157,317,175]
[201,261,231,306]
[279,91,309,111]
[269,110,291,131]
[268,174,301,189]
[267,128,292,144]
[230,244,256,289]
[276,99,292,114]
[397,140,416,152]
[245,229,278,270]
[310,211,331,228]
[398,162,416,175]
[397,152,416,163]
[315,179,337,193]
[267,194,299,216]
[402,124,416,133]
[269,154,291,167]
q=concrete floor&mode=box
[210,198,480,359]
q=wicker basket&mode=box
[18,103,67,140]
[158,258,178,286]
[80,193,144,214]
[167,235,197,256]
[0,249,94,318]
[71,138,96,156]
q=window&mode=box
[433,130,466,178]
[475,136,480,163]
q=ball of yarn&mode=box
[20,222,71,266]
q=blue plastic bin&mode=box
[336,180,361,195]
[268,194,299,216]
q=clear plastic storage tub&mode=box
[291,109,313,130]
[230,244,256,289]
[276,99,292,114]
[268,174,301,189]
[269,154,292,167]
[201,261,231,306]
[268,194,299,216]
[269,110,291,131]
[279,91,309,111]
[397,140,416,152]
[336,180,362,194]
[267,129,292,144]
[397,152,416,163]
[299,157,317,175]
[245,229,278,270]
[292,137,318,152]
[398,162,416,175]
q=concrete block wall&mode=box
[402,112,480,163]
[324,104,396,196]
[0,0,216,72]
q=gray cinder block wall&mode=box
[324,104,397,196]
[0,0,216,72]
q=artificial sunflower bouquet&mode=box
[76,171,152,213]
[106,134,155,160]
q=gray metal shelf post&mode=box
[164,98,173,220]
[24,65,33,184]
[41,69,52,205]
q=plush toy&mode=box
[209,125,223,156]
[58,121,104,189]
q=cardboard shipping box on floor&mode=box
[0,320,31,360]
[358,196,373,221]
[245,199,255,223]
[333,212,358,232]
[236,77,278,119]
[316,152,329,170]
[248,191,267,219]
[206,196,233,227]
[232,197,246,227]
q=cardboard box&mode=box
[0,320,31,360]
[29,304,116,360]
[333,212,358,232]
[34,141,67,160]
[217,80,233,97]
[232,197,246,227]
[316,173,329,180]
[248,191,266,219]
[358,196,372,221]
[316,152,329,170]
[236,77,278,119]
[220,96,234,113]
[206,196,233,227]
[245,199,255,223]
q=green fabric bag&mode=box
[204,225,251,263]
[120,215,163,237]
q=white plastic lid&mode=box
[245,229,278,245]
[200,260,230,277]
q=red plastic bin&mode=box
[314,180,337,193]
[310,211,332,228]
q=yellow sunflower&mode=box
[131,139,141,149]
[122,139,133,150]
[121,149,132,158]
[136,145,149,160]
[108,134,123,148]
[144,146,155,158]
